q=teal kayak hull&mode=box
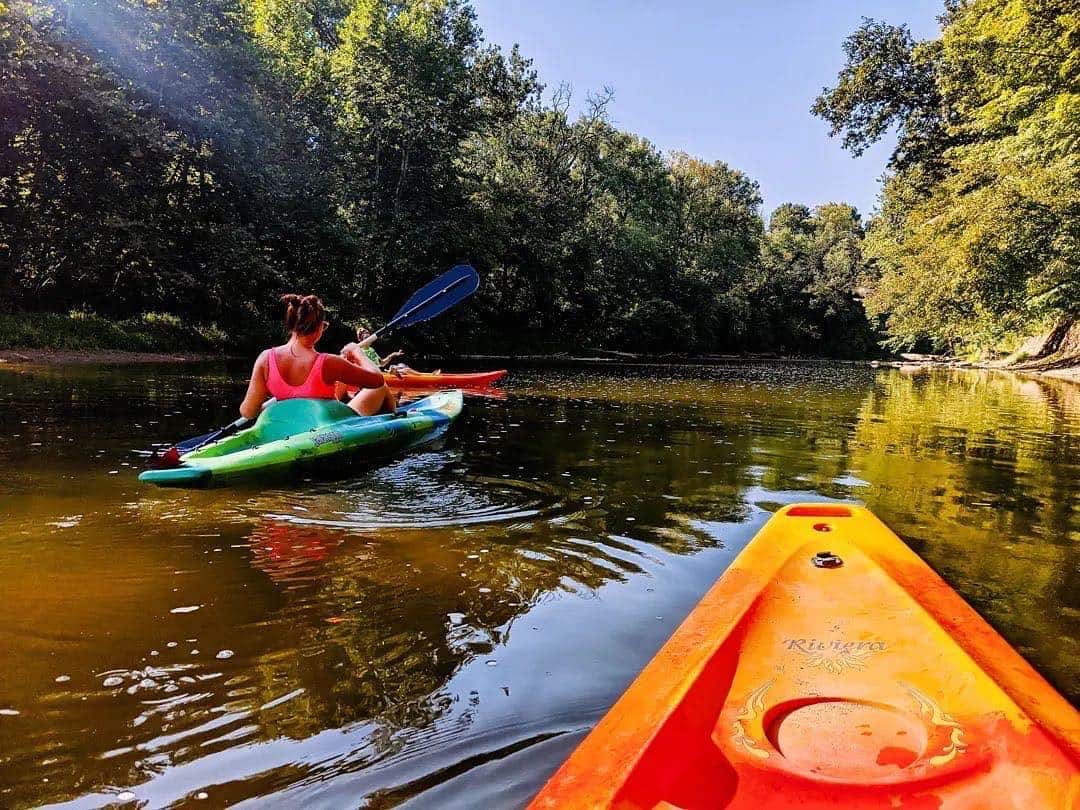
[139,390,463,488]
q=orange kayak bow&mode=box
[530,503,1079,809]
[382,369,507,389]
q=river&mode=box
[0,361,1076,808]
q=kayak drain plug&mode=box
[813,551,843,569]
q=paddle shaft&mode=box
[175,415,251,454]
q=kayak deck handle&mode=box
[787,504,852,518]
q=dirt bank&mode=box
[1003,319,1080,383]
[884,320,1080,384]
[2,340,1076,383]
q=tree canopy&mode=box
[814,1,1079,353]
[14,0,1068,358]
[1,0,879,355]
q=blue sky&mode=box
[471,0,943,221]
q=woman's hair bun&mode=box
[280,293,326,336]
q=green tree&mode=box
[815,0,1080,354]
[0,0,348,325]
[811,18,953,177]
[752,203,877,356]
[665,153,763,350]
[2,0,879,358]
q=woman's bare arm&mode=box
[239,351,269,419]
[379,350,405,367]
[322,354,384,389]
[340,342,365,365]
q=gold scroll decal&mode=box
[731,680,774,760]
[905,684,967,766]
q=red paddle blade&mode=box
[149,447,182,469]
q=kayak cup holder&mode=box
[762,697,931,782]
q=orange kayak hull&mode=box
[382,369,507,389]
[530,503,1080,809]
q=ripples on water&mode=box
[0,361,1076,808]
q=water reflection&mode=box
[0,362,1075,808]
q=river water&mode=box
[0,361,1076,808]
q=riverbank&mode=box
[1001,319,1080,383]
[455,352,868,367]
[2,345,1077,383]
[456,351,1080,383]
[0,348,229,366]
[3,312,1077,382]
[882,357,1080,384]
[877,320,1080,384]
[0,312,230,357]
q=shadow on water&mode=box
[0,361,1075,807]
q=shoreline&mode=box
[455,352,1080,382]
[882,360,1079,383]
[1039,367,1080,382]
[1,346,1076,383]
[0,348,232,366]
[880,352,1080,384]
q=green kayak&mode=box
[139,390,463,488]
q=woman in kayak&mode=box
[239,294,397,419]
[343,325,404,370]
[342,325,436,376]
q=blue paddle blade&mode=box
[387,264,479,330]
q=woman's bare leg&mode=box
[347,385,397,416]
[339,347,395,415]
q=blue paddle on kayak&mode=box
[174,415,253,454]
[148,413,257,467]
[156,264,480,461]
[375,263,479,336]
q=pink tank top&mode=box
[266,349,338,400]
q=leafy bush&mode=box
[0,312,232,352]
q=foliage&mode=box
[0,311,229,351]
[751,203,880,357]
[0,0,874,355]
[811,19,952,177]
[815,0,1080,353]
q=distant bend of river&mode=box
[0,361,1076,808]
